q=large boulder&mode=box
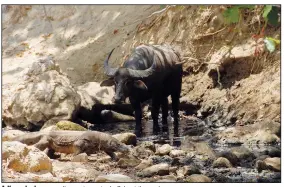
[52,160,101,182]
[212,157,233,168]
[2,141,52,173]
[185,174,212,182]
[76,82,134,124]
[256,157,280,172]
[77,82,115,109]
[155,144,173,156]
[95,174,134,182]
[137,163,170,177]
[2,57,81,130]
[55,120,87,131]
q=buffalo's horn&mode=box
[104,48,118,77]
[127,62,156,79]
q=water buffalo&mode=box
[100,44,183,137]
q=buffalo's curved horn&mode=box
[104,48,118,77]
[127,62,156,79]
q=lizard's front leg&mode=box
[33,135,50,151]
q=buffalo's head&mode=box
[100,48,156,104]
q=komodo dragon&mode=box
[11,130,130,160]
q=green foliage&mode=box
[223,6,240,24]
[223,5,280,26]
[160,5,166,9]
[262,5,272,18]
[223,5,256,24]
[262,5,280,26]
[236,5,255,9]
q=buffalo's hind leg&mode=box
[151,97,161,134]
[171,94,180,136]
[161,97,169,132]
[171,70,182,136]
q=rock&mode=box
[137,163,169,177]
[156,144,172,156]
[77,82,115,109]
[194,142,216,159]
[140,141,156,152]
[176,165,201,179]
[267,147,281,157]
[3,141,52,173]
[132,144,155,159]
[183,165,201,176]
[2,141,30,160]
[24,172,62,182]
[217,120,281,146]
[169,166,178,173]
[112,132,137,146]
[186,174,212,182]
[156,179,176,182]
[52,160,101,182]
[245,130,280,145]
[2,171,63,182]
[101,110,135,123]
[257,120,280,136]
[135,159,153,170]
[218,151,239,166]
[256,157,280,172]
[169,149,186,157]
[95,174,133,182]
[71,153,88,162]
[118,156,141,168]
[150,155,173,165]
[230,146,256,161]
[213,157,233,168]
[2,129,26,141]
[176,168,185,179]
[55,121,87,131]
[2,57,81,130]
[172,154,194,166]
[254,155,270,165]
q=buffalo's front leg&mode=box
[161,97,169,132]
[131,102,143,137]
[151,97,161,134]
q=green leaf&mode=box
[223,7,240,24]
[267,6,280,26]
[262,5,272,19]
[236,5,255,10]
[160,5,166,9]
[264,37,276,53]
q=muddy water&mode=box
[97,116,281,182]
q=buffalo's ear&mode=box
[133,80,148,90]
[100,78,115,87]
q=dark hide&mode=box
[101,44,183,136]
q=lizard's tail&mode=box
[11,132,43,145]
